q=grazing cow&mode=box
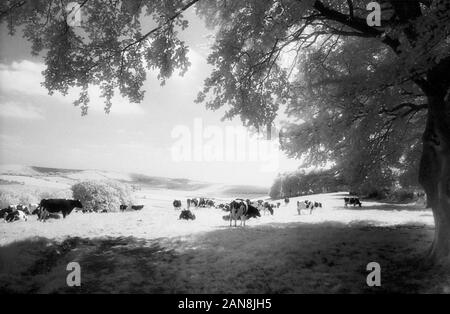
[131,205,144,210]
[344,197,362,207]
[173,200,182,210]
[229,200,260,227]
[179,209,196,220]
[39,199,83,220]
[284,197,290,206]
[120,205,128,211]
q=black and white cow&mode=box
[187,198,199,208]
[344,197,362,207]
[262,202,274,215]
[5,210,28,222]
[120,205,128,211]
[297,200,321,215]
[229,200,260,227]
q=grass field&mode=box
[1,189,448,294]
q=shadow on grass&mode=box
[0,221,447,294]
[339,203,429,212]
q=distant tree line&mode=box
[269,165,422,201]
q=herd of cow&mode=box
[0,199,83,222]
[1,195,363,225]
[172,197,283,226]
[172,197,328,227]
[0,199,146,223]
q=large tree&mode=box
[1,0,449,263]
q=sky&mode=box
[0,8,301,187]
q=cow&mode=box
[284,197,290,206]
[5,210,27,222]
[297,200,321,215]
[120,205,128,211]
[0,207,13,219]
[276,202,281,208]
[229,200,260,227]
[198,198,206,207]
[39,199,83,220]
[187,198,199,208]
[205,199,215,207]
[173,200,182,210]
[131,205,144,210]
[297,201,307,215]
[37,207,61,221]
[261,202,274,215]
[179,209,196,220]
[344,197,362,207]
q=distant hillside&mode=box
[0,165,269,196]
[31,166,84,174]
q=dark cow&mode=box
[276,202,281,208]
[246,205,261,219]
[179,209,196,220]
[131,205,144,210]
[344,197,362,207]
[39,199,82,220]
[173,200,182,210]
[284,197,290,205]
[120,205,128,211]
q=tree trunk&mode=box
[419,93,450,264]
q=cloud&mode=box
[0,60,48,97]
[0,101,44,120]
[0,60,145,116]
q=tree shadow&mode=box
[0,221,447,294]
[341,203,429,212]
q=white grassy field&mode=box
[0,165,449,294]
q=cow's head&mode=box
[74,200,83,208]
